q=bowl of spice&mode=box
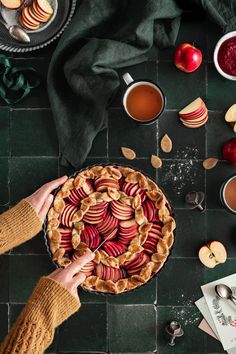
[214,31,236,80]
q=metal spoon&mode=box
[215,284,236,305]
[0,12,30,43]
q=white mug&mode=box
[122,72,166,124]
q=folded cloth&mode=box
[47,0,182,168]
[48,0,235,169]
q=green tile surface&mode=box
[108,305,156,352]
[0,9,233,354]
[0,108,10,156]
[59,304,107,352]
[11,109,58,156]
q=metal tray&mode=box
[0,0,76,52]
[43,163,176,296]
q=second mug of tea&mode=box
[122,73,166,124]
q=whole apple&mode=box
[174,43,203,73]
[222,138,236,165]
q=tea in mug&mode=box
[126,84,164,121]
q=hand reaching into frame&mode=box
[48,252,95,299]
[26,175,68,223]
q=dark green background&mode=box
[0,8,236,354]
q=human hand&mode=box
[25,175,68,223]
[48,253,95,299]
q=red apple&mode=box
[222,138,236,165]
[174,43,202,73]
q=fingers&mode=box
[38,194,54,223]
[29,176,68,213]
[67,252,95,276]
[72,272,86,287]
[41,176,68,195]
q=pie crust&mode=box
[46,165,176,294]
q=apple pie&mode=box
[46,165,176,294]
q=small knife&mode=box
[93,236,109,253]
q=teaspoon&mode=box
[215,284,236,306]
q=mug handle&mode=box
[122,73,134,86]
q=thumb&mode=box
[72,272,86,288]
[38,194,54,223]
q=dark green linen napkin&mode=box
[47,0,235,169]
[47,0,182,168]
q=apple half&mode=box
[198,241,227,268]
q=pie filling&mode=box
[46,165,176,294]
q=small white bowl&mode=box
[213,31,236,81]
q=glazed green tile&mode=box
[9,255,54,302]
[78,287,107,303]
[158,159,205,208]
[206,111,233,157]
[59,158,109,177]
[0,157,9,205]
[108,304,156,352]
[11,109,58,156]
[0,255,9,302]
[59,304,107,352]
[206,161,236,209]
[204,259,236,283]
[157,259,203,306]
[108,109,157,157]
[207,63,236,110]
[206,333,226,354]
[0,304,8,342]
[112,61,157,108]
[9,304,58,353]
[172,209,206,257]
[207,210,236,257]
[11,58,50,108]
[10,157,58,204]
[12,231,48,254]
[108,278,156,304]
[110,157,156,180]
[159,15,207,61]
[88,129,107,157]
[158,110,206,159]
[156,306,204,354]
[0,108,10,156]
[158,62,206,109]
[206,21,223,61]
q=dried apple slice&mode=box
[121,147,136,160]
[151,154,162,168]
[203,158,218,170]
[160,134,172,153]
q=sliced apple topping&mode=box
[198,241,227,268]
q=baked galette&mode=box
[46,165,175,294]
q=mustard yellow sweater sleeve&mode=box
[0,199,42,254]
[0,277,80,354]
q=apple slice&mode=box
[124,252,150,275]
[37,0,53,15]
[1,0,21,9]
[179,104,206,119]
[179,97,203,115]
[225,104,236,122]
[59,204,78,227]
[180,105,207,120]
[198,241,227,268]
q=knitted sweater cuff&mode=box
[0,199,42,253]
[27,277,81,327]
